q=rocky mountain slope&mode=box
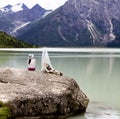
[17,0,120,47]
[0,3,52,36]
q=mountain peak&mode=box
[34,3,40,7]
[21,3,29,11]
[11,3,29,12]
[0,4,12,12]
[31,4,45,11]
[0,3,29,13]
[4,5,12,9]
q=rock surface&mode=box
[0,68,89,119]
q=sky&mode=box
[0,0,68,10]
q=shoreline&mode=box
[0,48,120,53]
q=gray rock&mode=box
[0,68,89,119]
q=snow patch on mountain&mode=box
[11,3,24,12]
[11,21,30,35]
[91,0,99,4]
[42,10,52,18]
[58,26,69,43]
[0,3,27,13]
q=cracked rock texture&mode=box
[0,68,89,119]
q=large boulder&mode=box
[0,68,89,119]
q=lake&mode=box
[0,48,120,119]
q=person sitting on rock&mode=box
[27,54,36,71]
[42,63,63,76]
[41,49,62,76]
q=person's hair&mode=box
[46,64,52,70]
[28,59,31,64]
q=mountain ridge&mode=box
[0,3,52,36]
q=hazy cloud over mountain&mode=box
[0,0,68,10]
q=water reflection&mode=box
[68,102,120,119]
[85,102,120,119]
[86,56,115,80]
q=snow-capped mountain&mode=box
[0,3,29,14]
[0,3,52,36]
[17,0,120,47]
[11,3,28,12]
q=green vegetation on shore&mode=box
[0,101,10,119]
[0,31,36,48]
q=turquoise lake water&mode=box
[0,48,120,119]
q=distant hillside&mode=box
[0,31,33,48]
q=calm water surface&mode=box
[0,49,120,119]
